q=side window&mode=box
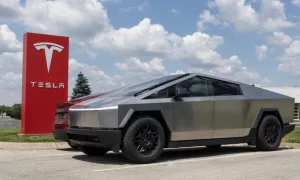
[210,80,242,96]
[145,76,209,99]
[175,76,209,97]
[145,85,175,99]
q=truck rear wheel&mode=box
[78,146,109,156]
[121,116,165,164]
[255,115,282,151]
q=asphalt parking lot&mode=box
[1,145,300,180]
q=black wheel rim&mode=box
[264,123,280,145]
[134,125,159,155]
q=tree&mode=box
[0,105,10,114]
[6,104,21,119]
[71,72,92,99]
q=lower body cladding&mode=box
[67,128,122,152]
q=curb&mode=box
[0,142,70,150]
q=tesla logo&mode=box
[30,82,64,89]
[34,42,64,73]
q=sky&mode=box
[0,0,300,106]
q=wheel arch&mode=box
[121,110,171,148]
[253,108,284,130]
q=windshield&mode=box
[103,74,188,97]
[70,92,106,101]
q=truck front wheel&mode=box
[121,116,165,164]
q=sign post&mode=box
[21,32,69,135]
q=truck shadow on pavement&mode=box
[71,145,292,165]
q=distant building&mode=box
[0,112,9,118]
[260,87,300,120]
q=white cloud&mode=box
[277,40,300,76]
[2,72,22,81]
[197,10,227,31]
[171,9,180,14]
[0,0,112,58]
[0,24,22,53]
[0,72,22,90]
[0,52,22,69]
[90,17,268,86]
[210,0,295,32]
[188,55,271,85]
[266,32,292,46]
[0,72,22,106]
[260,0,295,32]
[212,0,260,32]
[168,55,270,86]
[171,70,186,75]
[292,0,300,7]
[6,0,112,40]
[256,44,268,60]
[278,61,300,76]
[0,0,22,20]
[281,40,300,59]
[115,57,165,73]
[115,57,167,82]
[91,18,224,66]
[0,24,22,75]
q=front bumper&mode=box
[66,128,122,152]
[282,124,296,137]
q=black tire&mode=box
[121,116,165,164]
[255,115,282,151]
[206,145,221,148]
[78,146,109,156]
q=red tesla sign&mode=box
[21,32,69,134]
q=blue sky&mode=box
[0,0,300,105]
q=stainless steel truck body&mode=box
[67,73,295,163]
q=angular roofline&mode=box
[187,73,249,86]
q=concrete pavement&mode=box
[1,145,300,180]
[0,142,70,149]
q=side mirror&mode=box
[172,88,188,101]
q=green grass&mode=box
[283,127,300,143]
[0,126,58,142]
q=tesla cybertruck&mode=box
[66,73,295,163]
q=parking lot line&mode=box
[92,149,300,172]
